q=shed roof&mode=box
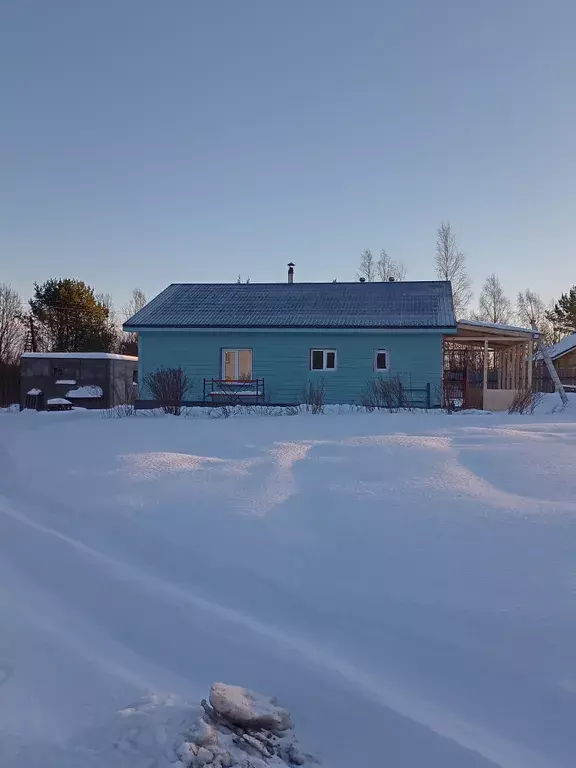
[21,353,138,361]
[537,333,576,361]
[124,282,456,330]
[458,319,534,336]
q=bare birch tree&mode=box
[376,249,407,281]
[357,249,376,282]
[0,283,23,363]
[122,288,147,322]
[121,288,147,356]
[0,284,23,407]
[474,274,513,325]
[434,221,472,318]
[516,288,553,341]
[358,248,406,282]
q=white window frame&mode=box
[310,349,337,371]
[221,348,253,380]
[374,348,390,372]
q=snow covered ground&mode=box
[1,399,576,767]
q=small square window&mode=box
[310,349,337,371]
[375,349,389,371]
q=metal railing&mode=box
[203,378,265,406]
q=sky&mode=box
[1,0,575,311]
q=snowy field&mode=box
[1,399,576,768]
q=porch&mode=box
[444,320,536,411]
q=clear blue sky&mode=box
[1,0,575,310]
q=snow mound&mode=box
[173,684,314,767]
[532,391,576,414]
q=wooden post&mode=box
[527,341,533,391]
[497,350,503,389]
[534,327,568,406]
[483,339,488,408]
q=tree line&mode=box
[0,279,147,369]
[1,233,575,369]
[355,221,575,344]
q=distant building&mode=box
[539,334,576,372]
[20,352,138,410]
[534,333,576,391]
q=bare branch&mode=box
[0,283,24,364]
[142,367,191,415]
[434,222,472,318]
[376,249,407,282]
[122,288,147,323]
[357,249,376,282]
[516,289,553,343]
[473,274,513,325]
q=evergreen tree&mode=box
[546,286,576,338]
[30,278,117,352]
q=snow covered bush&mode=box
[143,367,192,416]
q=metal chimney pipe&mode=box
[287,262,295,284]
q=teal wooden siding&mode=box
[138,330,446,405]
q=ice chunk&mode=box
[209,683,292,731]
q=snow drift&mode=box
[1,402,576,767]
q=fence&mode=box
[533,366,576,394]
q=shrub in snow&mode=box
[143,367,192,416]
[360,375,410,411]
[172,683,316,767]
[301,380,325,414]
[508,388,544,415]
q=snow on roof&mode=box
[459,319,534,334]
[66,386,104,399]
[47,397,72,405]
[22,352,137,361]
[538,333,576,361]
[26,388,42,396]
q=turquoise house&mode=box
[124,278,456,407]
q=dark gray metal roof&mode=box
[124,282,456,330]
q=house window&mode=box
[222,349,253,380]
[374,349,389,371]
[310,349,337,371]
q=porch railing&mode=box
[203,378,265,405]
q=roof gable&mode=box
[124,281,456,330]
